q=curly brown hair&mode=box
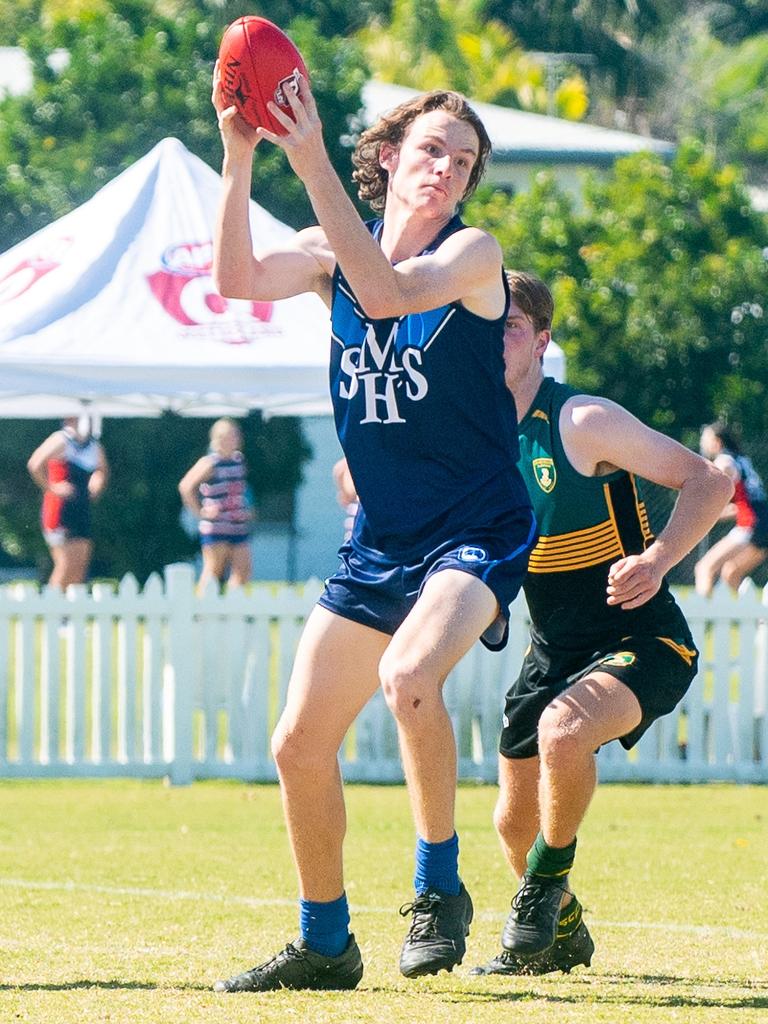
[352,91,492,213]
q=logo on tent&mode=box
[146,241,274,339]
[0,237,73,305]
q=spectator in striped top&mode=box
[178,418,254,592]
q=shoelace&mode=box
[399,892,442,939]
[495,949,525,966]
[250,942,307,974]
[510,878,555,923]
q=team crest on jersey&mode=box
[532,458,556,493]
[601,651,636,667]
[458,545,488,563]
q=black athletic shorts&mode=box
[499,631,698,759]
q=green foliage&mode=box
[360,0,588,117]
[486,0,677,101]
[467,143,768,447]
[705,0,768,43]
[0,0,369,249]
[0,414,310,581]
[681,31,768,167]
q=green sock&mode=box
[557,895,582,939]
[526,831,577,878]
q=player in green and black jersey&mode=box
[471,272,733,977]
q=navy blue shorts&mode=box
[318,507,537,651]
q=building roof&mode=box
[363,81,675,166]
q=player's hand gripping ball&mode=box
[217,16,309,134]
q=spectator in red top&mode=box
[27,416,109,588]
[695,421,768,595]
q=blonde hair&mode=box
[209,417,241,453]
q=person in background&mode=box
[332,457,359,543]
[694,421,768,595]
[27,415,108,588]
[178,417,253,592]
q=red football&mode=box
[218,16,309,134]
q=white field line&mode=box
[1,877,766,943]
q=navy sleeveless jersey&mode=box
[330,215,531,559]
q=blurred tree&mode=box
[466,143,768,449]
[360,0,589,117]
[487,0,677,87]
[652,24,768,172]
[703,0,768,43]
[0,0,369,248]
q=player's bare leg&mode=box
[54,538,91,587]
[215,607,386,993]
[502,673,641,958]
[473,753,594,977]
[47,544,68,589]
[226,542,252,588]
[272,607,387,900]
[199,542,229,592]
[381,570,497,841]
[379,569,497,976]
[694,533,744,595]
[720,543,768,590]
[493,754,540,879]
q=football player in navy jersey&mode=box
[211,71,535,991]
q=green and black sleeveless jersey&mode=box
[518,377,687,660]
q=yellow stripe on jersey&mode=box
[528,517,624,573]
[530,518,616,547]
[657,636,698,667]
[531,409,549,422]
[630,475,655,544]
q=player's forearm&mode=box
[647,470,735,575]
[88,468,108,498]
[302,161,398,318]
[28,465,48,490]
[213,158,258,298]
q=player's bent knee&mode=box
[271,726,336,777]
[379,657,435,722]
[721,561,742,589]
[537,705,590,759]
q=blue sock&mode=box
[299,892,350,958]
[414,832,460,895]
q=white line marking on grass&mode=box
[2,878,767,943]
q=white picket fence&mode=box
[0,563,766,784]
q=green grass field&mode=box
[0,780,766,1024]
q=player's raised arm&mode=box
[211,62,333,304]
[562,398,734,608]
[257,77,504,320]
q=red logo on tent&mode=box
[146,242,273,334]
[0,237,73,305]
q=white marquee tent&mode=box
[0,137,333,419]
[0,136,564,422]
